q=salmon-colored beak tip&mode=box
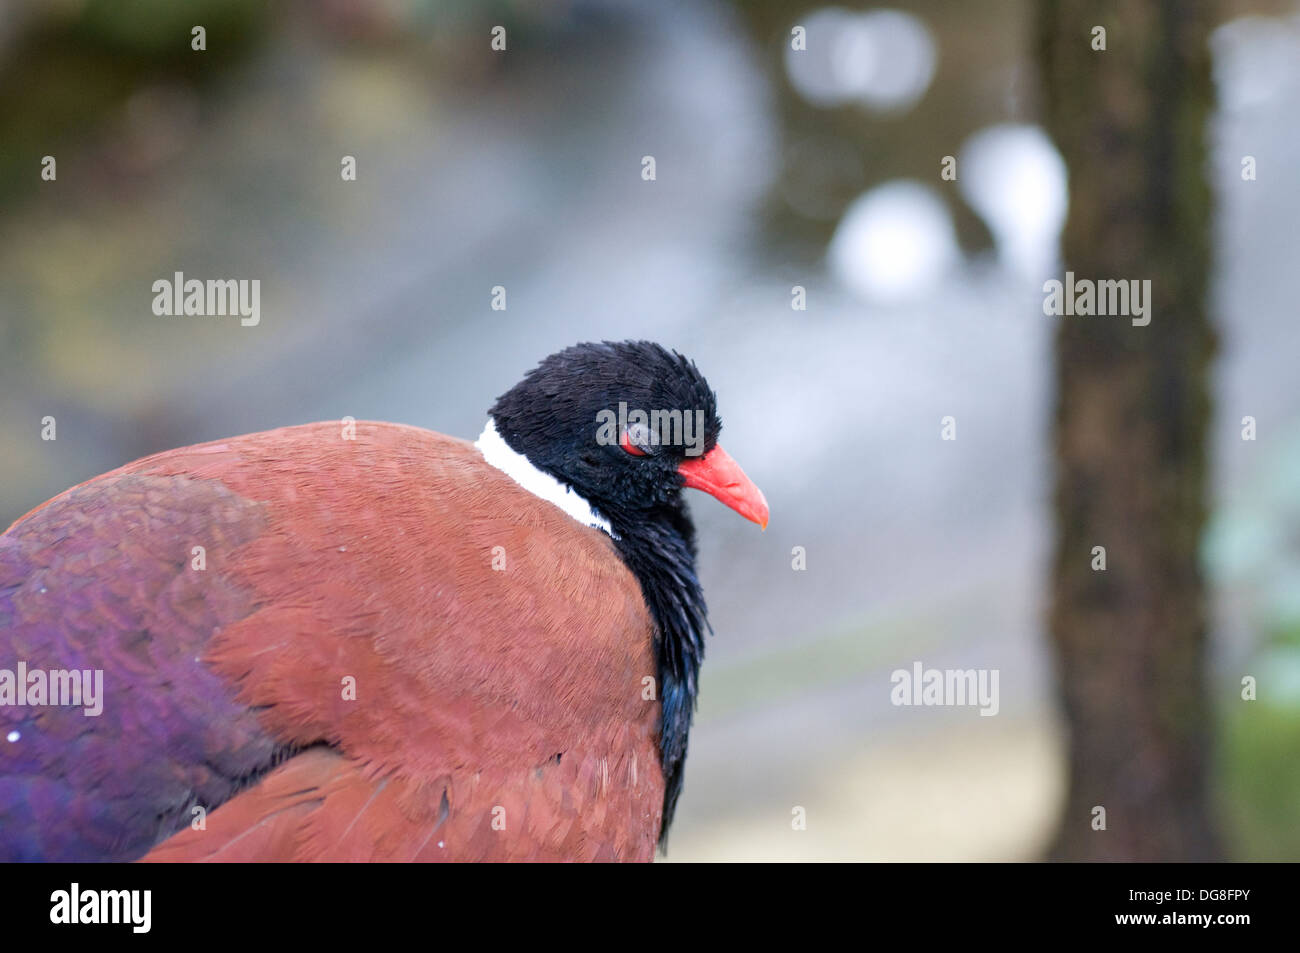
[677,444,769,529]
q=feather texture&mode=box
[1,422,663,861]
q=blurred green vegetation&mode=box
[1207,426,1300,859]
[0,0,267,206]
[1219,617,1300,861]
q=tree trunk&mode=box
[1039,0,1221,860]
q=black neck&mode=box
[607,500,709,846]
[485,397,711,845]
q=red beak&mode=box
[677,444,769,529]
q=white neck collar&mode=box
[474,419,615,537]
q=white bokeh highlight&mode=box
[828,180,959,303]
[958,124,1068,282]
[786,8,937,112]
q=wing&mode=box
[0,422,663,861]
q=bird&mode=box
[0,340,767,861]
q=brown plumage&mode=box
[1,342,767,862]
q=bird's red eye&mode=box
[620,429,648,456]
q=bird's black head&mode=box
[489,340,751,529]
[488,340,768,846]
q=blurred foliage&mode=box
[1219,626,1300,861]
[1206,426,1300,858]
[0,0,267,206]
[63,0,263,56]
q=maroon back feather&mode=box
[0,422,663,861]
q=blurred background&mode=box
[0,0,1297,860]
